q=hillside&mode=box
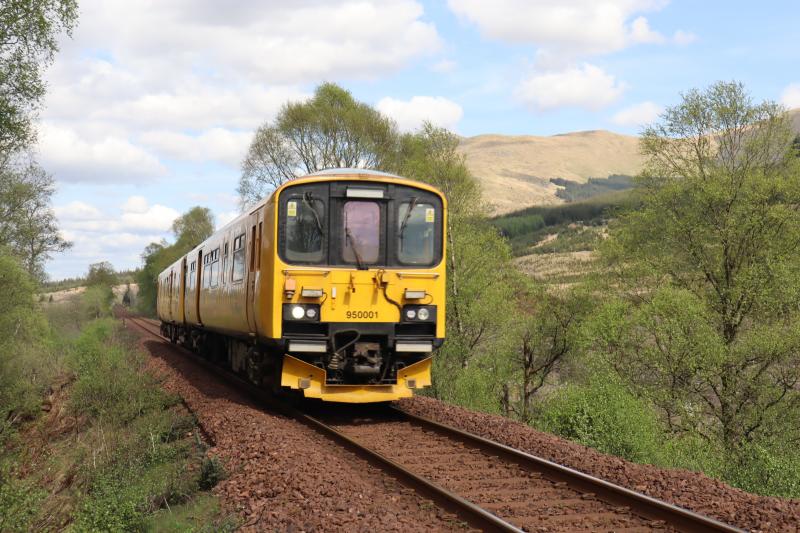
[463,108,800,215]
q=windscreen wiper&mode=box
[398,196,418,251]
[344,213,366,270]
[303,191,324,236]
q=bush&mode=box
[724,442,800,498]
[82,284,114,319]
[198,456,226,490]
[535,379,664,464]
[68,319,174,423]
[0,255,53,446]
[0,471,44,533]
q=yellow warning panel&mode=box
[280,355,432,403]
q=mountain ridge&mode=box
[462,108,800,215]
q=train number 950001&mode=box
[346,310,378,319]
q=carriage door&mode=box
[245,209,262,334]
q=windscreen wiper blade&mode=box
[303,192,324,236]
[345,226,366,270]
[398,196,418,251]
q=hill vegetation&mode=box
[492,190,635,256]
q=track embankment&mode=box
[125,316,799,532]
[398,397,800,532]
[125,317,467,531]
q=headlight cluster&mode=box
[403,305,436,322]
[283,303,321,322]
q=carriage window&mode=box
[210,247,220,287]
[189,260,196,290]
[285,196,325,263]
[397,201,435,265]
[232,234,246,282]
[342,201,380,264]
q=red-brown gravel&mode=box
[398,396,800,532]
[127,325,466,531]
[330,417,672,532]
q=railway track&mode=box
[125,315,744,533]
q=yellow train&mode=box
[156,169,447,402]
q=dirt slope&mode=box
[460,130,643,214]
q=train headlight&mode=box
[401,305,436,322]
[283,304,321,322]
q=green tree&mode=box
[598,81,800,454]
[394,124,518,408]
[238,83,397,205]
[500,283,589,424]
[0,161,71,280]
[81,261,115,318]
[0,251,47,443]
[136,207,214,316]
[1,0,78,160]
[172,206,214,250]
[86,261,116,287]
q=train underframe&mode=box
[159,321,436,402]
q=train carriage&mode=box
[157,169,447,402]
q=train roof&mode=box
[309,168,403,179]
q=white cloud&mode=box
[121,196,149,214]
[376,96,464,132]
[629,16,665,44]
[39,0,441,183]
[53,201,103,221]
[58,1,440,85]
[672,29,697,45]
[120,201,180,233]
[37,122,166,183]
[140,128,252,166]
[612,101,663,127]
[781,83,800,109]
[56,197,179,237]
[447,0,671,58]
[516,64,626,111]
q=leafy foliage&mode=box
[0,0,78,158]
[0,161,71,280]
[492,190,633,256]
[136,206,214,316]
[560,81,800,496]
[239,83,397,205]
[536,379,665,463]
[0,253,52,445]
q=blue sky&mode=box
[38,0,800,279]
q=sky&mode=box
[37,0,800,279]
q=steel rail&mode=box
[125,315,520,531]
[125,315,745,533]
[392,407,745,533]
[298,412,522,532]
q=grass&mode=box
[0,300,236,531]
